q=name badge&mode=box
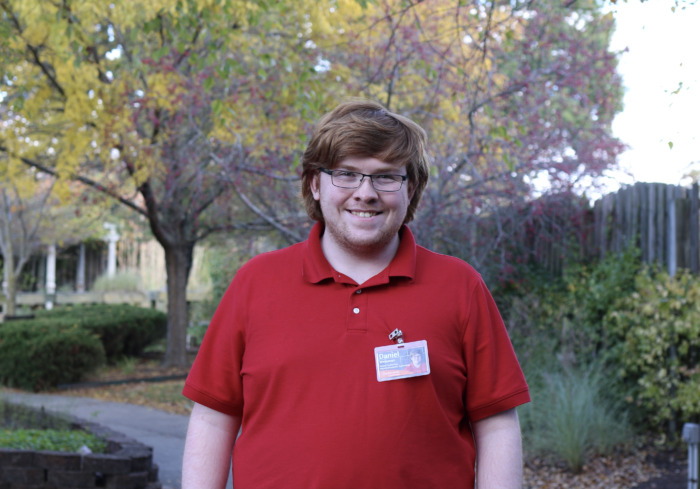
[374,340,430,382]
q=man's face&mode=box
[311,157,414,257]
[410,351,422,367]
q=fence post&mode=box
[683,423,699,489]
[668,186,677,277]
[648,184,656,263]
[691,183,699,274]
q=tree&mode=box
[0,170,55,317]
[0,0,627,365]
[324,0,625,283]
[0,163,101,316]
[0,0,347,366]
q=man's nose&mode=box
[353,175,378,198]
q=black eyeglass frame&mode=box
[317,167,408,192]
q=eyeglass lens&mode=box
[330,170,404,191]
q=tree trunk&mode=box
[163,243,194,367]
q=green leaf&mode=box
[153,45,170,62]
[211,99,223,115]
[503,153,514,172]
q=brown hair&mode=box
[301,100,430,224]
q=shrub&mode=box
[505,279,566,371]
[505,247,642,369]
[505,246,700,442]
[0,322,106,391]
[0,304,167,390]
[604,267,700,432]
[559,247,641,359]
[34,304,167,362]
[505,252,641,470]
[509,251,700,439]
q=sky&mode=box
[603,0,700,191]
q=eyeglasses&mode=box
[318,168,408,192]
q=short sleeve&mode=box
[463,278,530,422]
[182,271,249,416]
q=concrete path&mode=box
[1,391,233,489]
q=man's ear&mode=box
[310,172,321,201]
[407,181,416,201]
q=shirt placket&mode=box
[346,287,368,333]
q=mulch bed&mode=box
[523,445,688,489]
[630,447,688,489]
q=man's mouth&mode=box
[350,210,379,218]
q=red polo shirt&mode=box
[183,223,530,489]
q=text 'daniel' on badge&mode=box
[374,340,430,382]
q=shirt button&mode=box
[355,289,362,294]
[353,307,360,314]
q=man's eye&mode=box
[336,171,358,178]
[375,174,400,182]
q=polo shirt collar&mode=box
[302,222,416,285]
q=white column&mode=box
[2,262,8,297]
[2,263,8,316]
[76,243,86,292]
[46,244,56,310]
[103,223,120,277]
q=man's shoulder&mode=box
[238,241,306,275]
[415,245,479,276]
[412,245,488,292]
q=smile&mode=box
[350,211,379,218]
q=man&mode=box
[182,100,530,489]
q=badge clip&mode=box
[388,328,404,344]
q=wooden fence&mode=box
[591,182,700,275]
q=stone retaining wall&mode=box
[0,414,161,489]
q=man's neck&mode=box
[320,234,400,285]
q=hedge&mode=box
[35,304,167,361]
[0,304,167,391]
[0,322,105,391]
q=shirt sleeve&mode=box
[182,270,249,416]
[463,277,530,422]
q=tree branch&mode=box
[230,183,304,243]
[208,152,299,182]
[119,153,171,244]
[0,144,148,217]
[0,1,67,98]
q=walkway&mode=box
[1,391,233,489]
